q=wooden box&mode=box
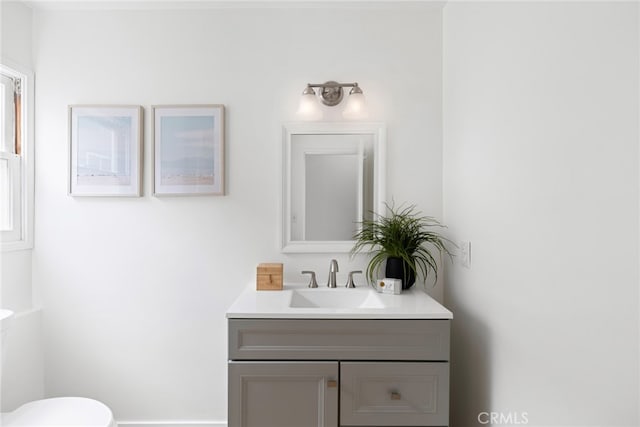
[256,263,283,291]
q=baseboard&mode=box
[116,420,226,427]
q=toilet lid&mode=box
[3,397,115,426]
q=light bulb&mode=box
[296,87,322,120]
[342,88,367,120]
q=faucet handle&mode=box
[345,270,363,288]
[301,271,318,288]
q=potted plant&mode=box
[351,203,453,289]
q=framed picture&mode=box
[68,105,143,197]
[152,105,225,196]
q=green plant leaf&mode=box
[350,202,454,287]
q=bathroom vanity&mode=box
[226,285,452,427]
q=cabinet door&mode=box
[229,361,339,427]
[340,362,449,426]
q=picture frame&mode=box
[152,105,225,196]
[68,105,143,197]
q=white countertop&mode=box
[226,283,453,319]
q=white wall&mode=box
[0,0,44,412]
[443,2,639,426]
[0,0,32,68]
[1,309,44,411]
[31,4,443,424]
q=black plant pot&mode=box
[385,257,416,290]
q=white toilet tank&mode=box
[0,309,13,351]
[1,309,14,375]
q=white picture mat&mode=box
[153,105,224,196]
[69,106,142,196]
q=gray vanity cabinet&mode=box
[228,319,450,427]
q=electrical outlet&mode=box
[460,240,471,268]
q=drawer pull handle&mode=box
[390,391,401,400]
[327,379,338,388]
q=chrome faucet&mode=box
[345,270,362,288]
[301,271,318,288]
[327,259,339,288]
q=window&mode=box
[1,63,33,251]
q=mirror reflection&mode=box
[282,123,385,253]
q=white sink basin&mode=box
[289,288,385,309]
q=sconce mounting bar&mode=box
[305,81,361,107]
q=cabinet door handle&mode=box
[390,391,401,400]
[327,379,338,388]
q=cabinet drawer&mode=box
[340,362,449,426]
[229,319,450,361]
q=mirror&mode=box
[282,122,386,253]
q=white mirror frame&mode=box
[282,122,386,253]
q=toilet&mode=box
[2,397,116,427]
[1,309,117,427]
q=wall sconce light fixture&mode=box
[296,80,368,120]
